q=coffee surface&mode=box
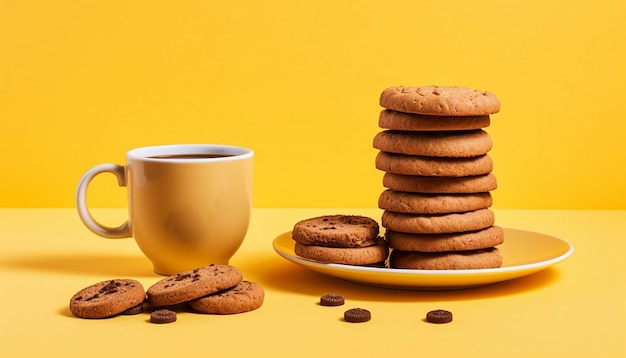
[148,153,235,159]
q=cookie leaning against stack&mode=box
[374,85,503,270]
[292,215,389,266]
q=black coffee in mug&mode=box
[148,153,236,159]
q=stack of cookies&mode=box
[373,85,504,270]
[292,215,389,266]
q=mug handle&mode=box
[75,163,131,238]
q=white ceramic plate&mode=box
[272,228,573,290]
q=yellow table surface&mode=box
[1,208,625,357]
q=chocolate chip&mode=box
[320,293,345,307]
[98,280,120,294]
[150,309,177,324]
[344,308,371,323]
[174,273,192,281]
[426,309,453,324]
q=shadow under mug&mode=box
[76,144,254,275]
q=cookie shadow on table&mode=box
[239,254,562,302]
[58,306,73,318]
[1,253,156,278]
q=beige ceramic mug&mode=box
[76,144,254,275]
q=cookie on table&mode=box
[378,190,492,214]
[69,279,146,319]
[382,172,497,193]
[146,264,243,307]
[379,110,491,131]
[292,215,379,248]
[188,281,265,315]
[373,129,492,157]
[381,209,495,234]
[375,152,493,177]
[389,247,502,270]
[294,239,389,265]
[379,85,500,116]
[386,226,504,252]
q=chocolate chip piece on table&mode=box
[426,309,453,324]
[320,293,345,306]
[344,308,371,323]
[150,309,177,324]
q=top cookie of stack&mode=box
[373,85,503,270]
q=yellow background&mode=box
[1,0,625,209]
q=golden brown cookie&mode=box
[386,226,504,252]
[375,152,493,177]
[146,264,243,307]
[381,209,495,234]
[294,240,389,265]
[378,190,492,214]
[69,279,146,319]
[373,130,492,157]
[379,86,500,116]
[379,110,490,131]
[292,215,379,248]
[188,281,265,315]
[382,173,497,193]
[389,247,502,270]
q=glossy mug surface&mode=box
[76,144,254,275]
